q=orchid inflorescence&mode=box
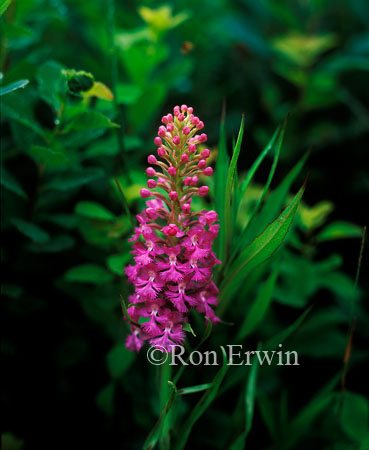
[124,105,221,352]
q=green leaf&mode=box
[96,382,115,417]
[215,106,229,260]
[283,375,339,449]
[116,83,141,104]
[106,343,135,379]
[0,0,11,16]
[244,151,309,247]
[230,119,287,264]
[266,306,312,350]
[236,125,280,217]
[36,61,67,111]
[297,200,334,230]
[29,145,69,168]
[1,167,27,198]
[65,111,119,132]
[174,346,229,450]
[64,264,114,284]
[341,391,369,442]
[223,115,245,261]
[317,221,363,241]
[236,270,278,340]
[143,381,177,450]
[0,79,29,96]
[178,383,212,396]
[83,81,114,101]
[107,253,131,275]
[11,218,50,243]
[27,234,75,253]
[182,322,196,337]
[220,183,305,307]
[229,343,261,449]
[46,168,104,191]
[75,201,115,221]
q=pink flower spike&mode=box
[140,188,151,198]
[200,133,207,142]
[169,191,178,201]
[198,186,209,197]
[197,121,204,129]
[146,167,156,176]
[125,105,221,354]
[158,126,167,137]
[168,166,177,177]
[182,203,191,214]
[147,179,157,189]
[198,159,207,169]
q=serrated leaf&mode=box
[11,218,50,243]
[317,221,363,241]
[220,183,305,306]
[64,264,114,284]
[1,167,27,198]
[0,79,29,96]
[75,201,115,221]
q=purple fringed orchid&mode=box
[124,105,221,352]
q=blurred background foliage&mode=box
[1,0,368,449]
